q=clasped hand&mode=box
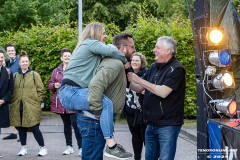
[127,72,140,84]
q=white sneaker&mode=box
[63,145,74,155]
[79,148,82,157]
[38,147,48,156]
[18,147,27,156]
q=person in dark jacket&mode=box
[125,53,147,160]
[3,43,19,140]
[0,50,14,158]
[48,48,82,156]
[128,36,186,160]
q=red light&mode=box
[228,100,237,115]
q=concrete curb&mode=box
[180,127,197,142]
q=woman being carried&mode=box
[58,22,131,159]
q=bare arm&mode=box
[128,72,172,98]
[129,82,144,93]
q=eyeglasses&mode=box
[124,45,135,49]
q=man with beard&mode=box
[78,33,136,160]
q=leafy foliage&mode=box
[155,0,195,18]
[233,0,240,13]
[0,0,158,31]
[0,0,38,30]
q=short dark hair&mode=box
[61,48,71,57]
[112,33,133,49]
[5,43,16,50]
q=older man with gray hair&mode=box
[128,36,186,160]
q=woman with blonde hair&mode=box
[9,51,47,157]
[58,22,131,159]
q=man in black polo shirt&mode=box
[128,36,185,160]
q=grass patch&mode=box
[183,119,196,127]
[41,111,59,117]
[116,118,127,124]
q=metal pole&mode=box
[78,0,82,40]
[192,0,209,159]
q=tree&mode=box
[233,0,240,13]
[0,0,38,30]
[82,0,158,30]
[0,0,158,31]
[155,0,193,18]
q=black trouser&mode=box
[16,124,44,147]
[16,105,44,147]
[126,114,147,160]
[60,113,82,149]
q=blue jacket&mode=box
[7,55,20,74]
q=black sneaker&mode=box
[104,144,132,160]
[2,133,17,140]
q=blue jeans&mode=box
[58,84,114,138]
[77,113,106,160]
[145,125,181,160]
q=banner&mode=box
[208,120,239,160]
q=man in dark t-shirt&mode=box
[128,36,186,160]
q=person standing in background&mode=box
[48,48,82,156]
[0,50,14,158]
[3,43,20,140]
[125,53,147,160]
[9,51,47,157]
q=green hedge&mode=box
[0,17,196,118]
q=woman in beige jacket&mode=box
[9,51,47,157]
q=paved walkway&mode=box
[0,114,197,160]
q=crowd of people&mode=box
[0,21,186,160]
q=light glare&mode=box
[209,29,223,44]
[223,73,233,87]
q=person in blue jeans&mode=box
[128,36,186,160]
[77,33,135,160]
[58,23,133,159]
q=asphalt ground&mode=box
[0,114,197,160]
